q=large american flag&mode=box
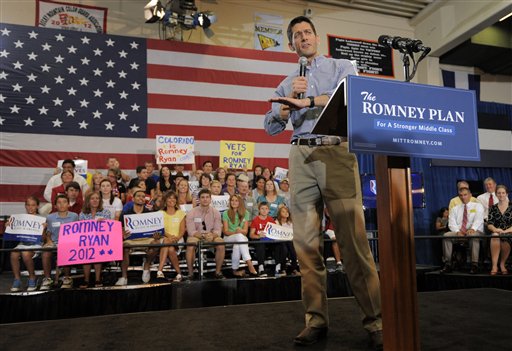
[0,22,296,216]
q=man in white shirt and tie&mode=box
[477,177,499,221]
[441,187,484,274]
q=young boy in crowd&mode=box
[42,195,79,290]
[249,202,281,277]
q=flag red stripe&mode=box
[0,185,46,202]
[147,64,285,88]
[148,94,271,114]
[147,39,297,63]
[147,124,292,144]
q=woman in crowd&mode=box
[261,167,273,181]
[176,178,195,212]
[435,207,449,234]
[99,179,123,220]
[487,185,512,275]
[215,167,227,188]
[107,168,126,203]
[256,179,287,219]
[156,165,173,195]
[157,191,186,282]
[50,170,76,209]
[222,194,258,277]
[276,206,299,276]
[252,175,266,200]
[10,196,43,292]
[193,173,212,205]
[251,165,263,189]
[224,173,238,196]
[79,192,112,288]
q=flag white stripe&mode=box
[148,109,293,131]
[147,49,297,75]
[148,78,275,101]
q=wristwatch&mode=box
[307,96,315,108]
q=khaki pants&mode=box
[443,231,481,263]
[290,142,382,332]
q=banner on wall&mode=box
[36,0,108,33]
[254,13,283,51]
[219,140,255,169]
[156,135,195,164]
[327,34,394,78]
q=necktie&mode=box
[489,195,494,208]
[460,204,468,234]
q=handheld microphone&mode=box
[297,56,307,99]
[378,35,431,53]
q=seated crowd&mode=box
[438,178,512,275]
[9,157,334,292]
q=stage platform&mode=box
[1,264,512,325]
[0,288,510,350]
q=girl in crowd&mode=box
[487,185,512,275]
[10,196,42,292]
[50,170,76,209]
[262,167,273,181]
[156,165,173,194]
[215,167,227,187]
[257,179,288,219]
[252,175,266,200]
[107,168,126,203]
[276,206,299,276]
[223,194,259,277]
[157,191,186,281]
[435,207,449,234]
[79,192,112,288]
[99,179,123,221]
[85,171,104,197]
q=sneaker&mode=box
[275,270,287,278]
[115,277,128,286]
[259,272,268,278]
[335,263,345,273]
[156,271,165,279]
[214,272,226,279]
[142,270,151,283]
[40,277,53,291]
[27,278,38,292]
[258,264,265,274]
[174,274,183,282]
[10,279,22,292]
[61,277,73,289]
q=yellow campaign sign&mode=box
[219,140,255,170]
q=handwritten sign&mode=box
[219,140,255,169]
[156,135,195,164]
[4,214,46,243]
[273,167,288,181]
[58,159,88,176]
[264,222,293,241]
[211,195,230,212]
[124,211,164,239]
[57,220,122,266]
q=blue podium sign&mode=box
[347,75,480,161]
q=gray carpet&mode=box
[0,288,510,350]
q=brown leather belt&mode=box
[291,136,347,146]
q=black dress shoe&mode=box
[440,263,452,274]
[469,264,479,274]
[368,330,383,350]
[294,326,328,345]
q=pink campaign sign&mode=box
[57,220,123,266]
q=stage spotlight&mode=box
[144,0,166,23]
